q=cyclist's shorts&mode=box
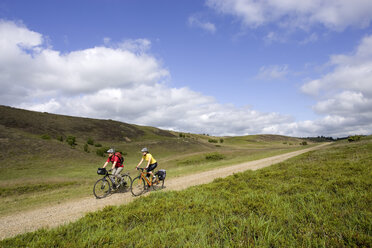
[146,162,158,172]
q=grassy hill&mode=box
[0,105,313,216]
[1,135,370,247]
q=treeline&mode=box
[304,135,367,142]
[304,136,337,142]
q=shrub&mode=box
[96,147,110,157]
[84,144,90,153]
[300,141,308,145]
[205,152,225,161]
[208,139,218,143]
[95,143,102,147]
[66,136,77,147]
[87,138,94,145]
[41,134,51,140]
[219,138,224,143]
[348,135,362,142]
[57,136,64,142]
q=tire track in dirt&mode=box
[0,143,330,240]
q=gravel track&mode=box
[0,143,330,240]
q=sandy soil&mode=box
[0,143,330,240]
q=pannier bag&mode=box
[97,168,107,175]
[157,169,166,180]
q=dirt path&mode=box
[0,143,330,240]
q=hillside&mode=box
[0,105,308,162]
[0,105,314,216]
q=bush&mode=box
[57,136,64,142]
[219,138,224,143]
[96,147,110,157]
[348,135,362,142]
[300,141,308,145]
[205,152,225,161]
[84,144,89,153]
[87,138,94,145]
[208,139,218,143]
[66,136,77,147]
[41,134,51,140]
[95,143,102,147]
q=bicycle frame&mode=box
[138,168,155,186]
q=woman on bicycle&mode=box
[103,148,123,188]
[136,147,157,182]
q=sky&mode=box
[1,0,372,138]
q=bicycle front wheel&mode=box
[131,176,146,196]
[93,178,112,199]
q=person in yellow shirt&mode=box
[136,147,157,182]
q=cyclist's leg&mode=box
[146,163,157,182]
[114,167,123,182]
[109,171,115,184]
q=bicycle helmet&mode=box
[107,148,115,153]
[141,147,148,153]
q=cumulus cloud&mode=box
[1,19,371,137]
[206,0,372,31]
[188,15,217,33]
[0,19,293,136]
[302,35,372,97]
[0,21,169,102]
[298,34,372,137]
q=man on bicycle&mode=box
[136,147,157,183]
[102,148,124,189]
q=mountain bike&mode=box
[131,168,166,196]
[93,167,132,199]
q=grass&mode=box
[0,105,316,216]
[1,137,371,247]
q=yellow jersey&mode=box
[143,153,157,164]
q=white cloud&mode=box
[188,15,217,33]
[257,65,289,80]
[297,34,372,137]
[2,19,371,138]
[0,21,169,99]
[0,19,293,136]
[302,35,372,97]
[207,0,372,31]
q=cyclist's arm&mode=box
[102,161,108,168]
[112,161,117,170]
[136,158,144,169]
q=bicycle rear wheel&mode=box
[151,178,165,191]
[131,176,146,196]
[93,178,112,199]
[119,174,132,192]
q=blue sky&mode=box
[1,0,372,137]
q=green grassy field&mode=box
[0,105,313,216]
[1,136,371,247]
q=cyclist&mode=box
[136,147,157,183]
[102,148,124,188]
